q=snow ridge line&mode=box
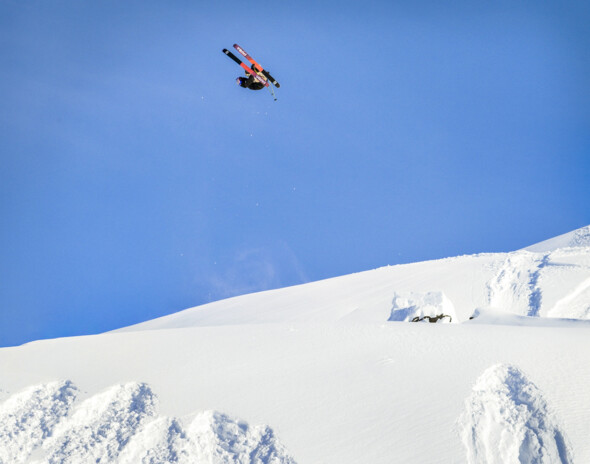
[0,382,296,464]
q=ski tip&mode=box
[222,48,228,53]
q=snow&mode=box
[458,364,573,463]
[1,225,589,463]
[0,381,77,464]
[0,381,295,463]
[523,225,590,252]
[39,382,157,464]
[388,291,456,322]
[117,233,590,329]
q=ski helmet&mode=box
[236,77,245,86]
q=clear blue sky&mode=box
[1,0,589,347]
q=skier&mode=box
[236,72,265,90]
[223,45,280,100]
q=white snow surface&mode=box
[1,225,590,463]
[524,225,590,252]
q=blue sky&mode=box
[1,0,589,347]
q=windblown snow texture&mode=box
[187,410,296,464]
[0,382,296,464]
[459,364,572,464]
[0,381,77,464]
[42,382,157,463]
[117,416,188,463]
[120,411,296,464]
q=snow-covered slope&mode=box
[1,226,589,463]
[119,226,590,331]
[523,225,590,252]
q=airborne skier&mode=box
[223,44,280,100]
[236,74,265,91]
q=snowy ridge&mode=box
[119,229,590,332]
[0,382,295,464]
[458,364,573,464]
[524,225,590,252]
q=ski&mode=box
[222,49,269,87]
[233,44,280,88]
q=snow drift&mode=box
[0,381,77,464]
[0,382,295,464]
[459,364,572,464]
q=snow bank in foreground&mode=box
[120,410,296,464]
[187,410,296,464]
[0,381,77,464]
[42,382,157,463]
[458,364,572,464]
[0,382,296,464]
[388,291,456,323]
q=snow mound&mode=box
[0,381,296,463]
[42,382,157,463]
[117,416,187,463]
[458,364,572,464]
[187,410,296,463]
[119,411,296,464]
[388,291,456,323]
[524,225,590,252]
[0,381,77,464]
